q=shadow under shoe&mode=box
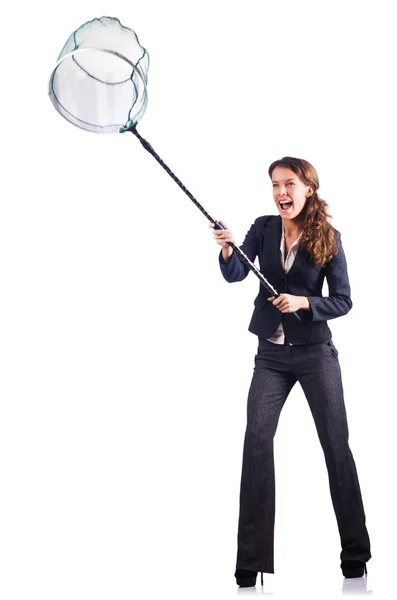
[235,569,264,587]
[341,560,368,578]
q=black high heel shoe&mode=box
[235,569,264,587]
[341,560,368,578]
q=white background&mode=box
[1,1,396,598]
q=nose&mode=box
[278,185,288,197]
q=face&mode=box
[271,166,313,221]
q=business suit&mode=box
[219,215,371,574]
[220,214,353,344]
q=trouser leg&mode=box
[296,341,371,563]
[236,344,297,573]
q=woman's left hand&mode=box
[268,294,309,313]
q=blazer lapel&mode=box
[262,215,309,277]
[261,216,283,271]
[287,245,309,277]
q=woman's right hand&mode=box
[209,220,234,261]
[209,220,233,247]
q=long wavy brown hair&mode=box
[268,156,338,265]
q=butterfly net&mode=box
[48,16,149,133]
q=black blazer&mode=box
[219,215,352,344]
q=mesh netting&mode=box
[48,16,149,133]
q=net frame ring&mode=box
[48,47,148,134]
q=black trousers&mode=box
[236,338,371,573]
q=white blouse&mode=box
[266,227,302,345]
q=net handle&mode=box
[126,127,302,323]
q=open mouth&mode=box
[279,200,293,211]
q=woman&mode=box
[211,157,371,587]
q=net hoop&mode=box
[48,47,148,134]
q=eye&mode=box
[272,184,278,188]
[288,182,295,186]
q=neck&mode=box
[282,219,301,237]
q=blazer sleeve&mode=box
[218,220,260,282]
[306,230,353,321]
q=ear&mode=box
[306,186,314,197]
